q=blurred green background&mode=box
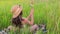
[0,0,60,34]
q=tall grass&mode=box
[0,0,60,34]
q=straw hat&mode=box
[11,5,22,18]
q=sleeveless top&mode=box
[12,13,23,28]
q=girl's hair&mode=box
[12,10,23,28]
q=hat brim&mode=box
[13,7,22,18]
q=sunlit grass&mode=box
[0,0,60,34]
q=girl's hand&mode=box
[30,8,34,16]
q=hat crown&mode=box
[11,5,19,13]
[11,5,22,18]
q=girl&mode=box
[10,5,34,31]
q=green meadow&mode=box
[0,0,60,34]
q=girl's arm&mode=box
[27,8,34,19]
[22,17,33,25]
[22,8,34,25]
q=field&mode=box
[0,0,60,34]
